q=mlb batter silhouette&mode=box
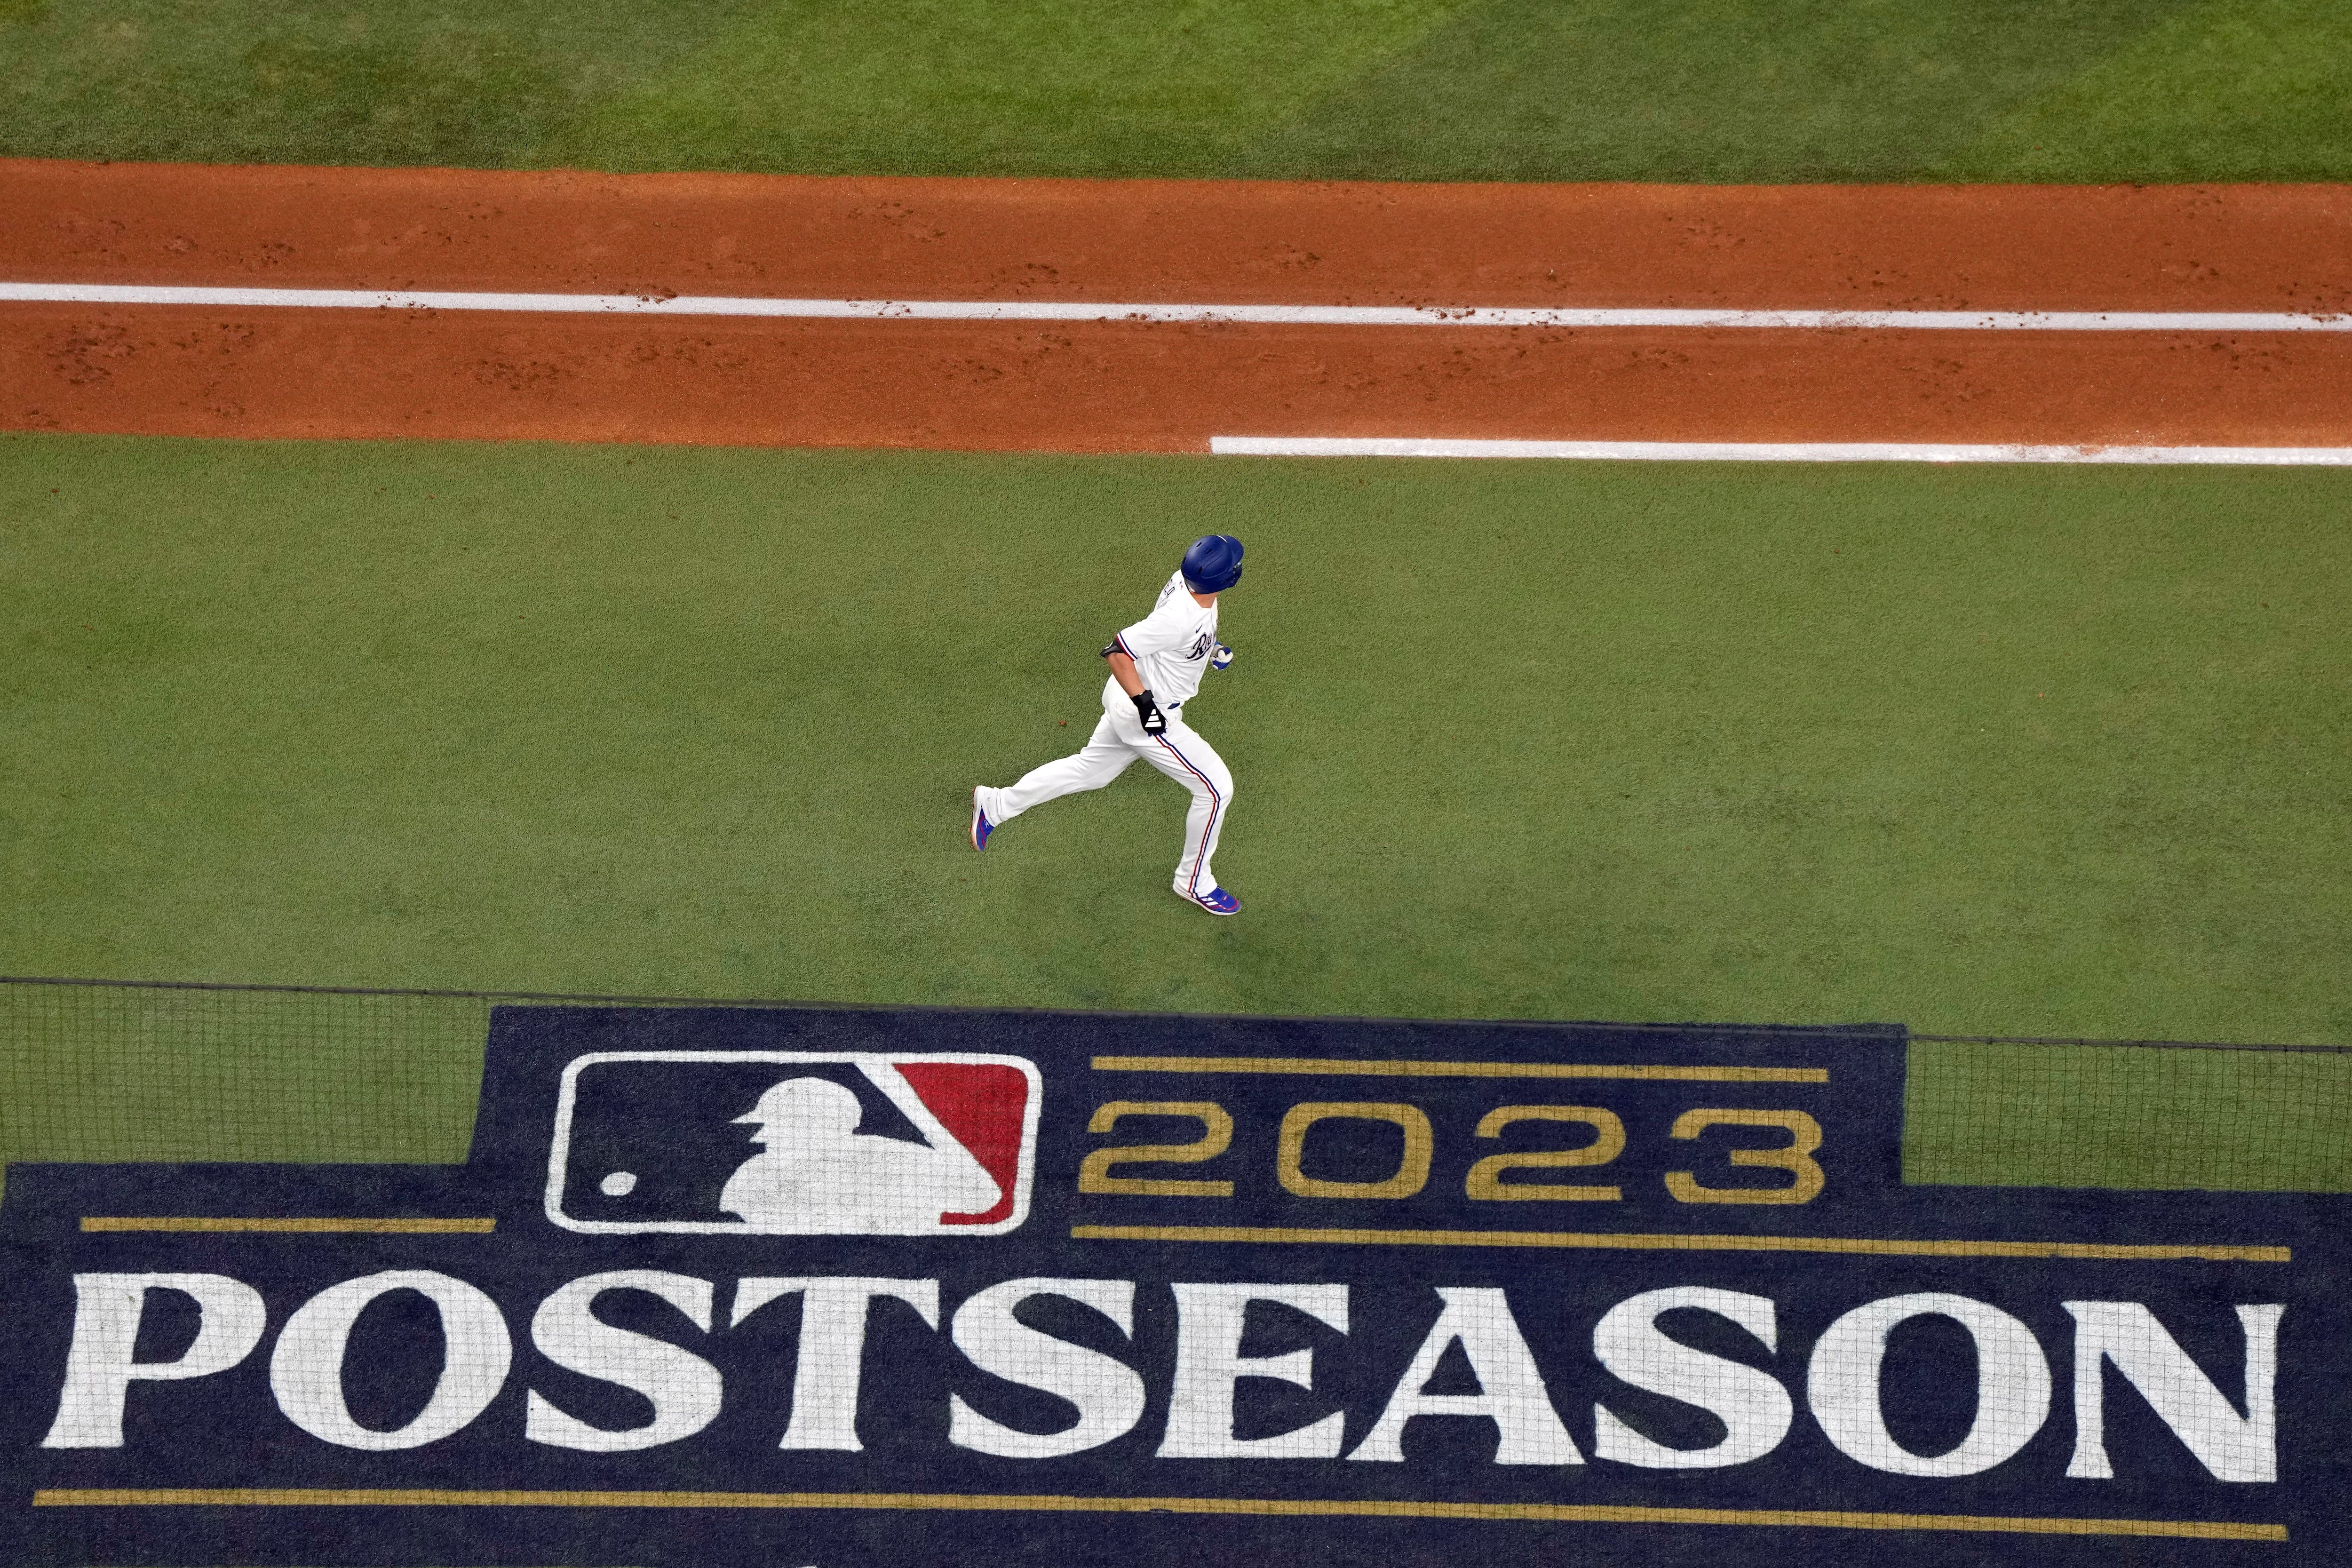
[718,1076,1000,1232]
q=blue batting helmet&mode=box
[1180,533,1245,593]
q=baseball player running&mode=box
[970,535,1245,915]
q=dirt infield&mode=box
[5,159,2351,452]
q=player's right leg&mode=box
[975,712,1135,836]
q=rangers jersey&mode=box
[1104,571,1220,712]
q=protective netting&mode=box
[0,980,485,1173]
[2,978,2346,1194]
[1907,1036,2352,1192]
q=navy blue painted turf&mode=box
[3,1006,2338,1566]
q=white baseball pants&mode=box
[979,700,1232,899]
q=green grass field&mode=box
[5,432,2346,1035]
[3,431,2347,1190]
[2,0,2348,181]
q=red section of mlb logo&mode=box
[894,1061,1033,1225]
[546,1051,1041,1236]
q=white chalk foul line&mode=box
[1209,438,2352,465]
[0,282,2348,332]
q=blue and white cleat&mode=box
[1183,886,1240,915]
[970,788,994,851]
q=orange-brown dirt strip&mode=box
[5,159,2351,453]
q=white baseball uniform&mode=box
[977,571,1232,900]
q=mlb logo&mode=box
[544,1051,1041,1235]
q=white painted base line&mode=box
[1209,437,2352,466]
[1,281,2348,333]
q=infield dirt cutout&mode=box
[3,159,2349,453]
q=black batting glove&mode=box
[1132,689,1167,735]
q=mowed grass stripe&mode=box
[2,0,2346,183]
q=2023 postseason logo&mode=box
[2,1005,2344,1568]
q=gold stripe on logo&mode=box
[79,1217,497,1234]
[28,1489,2284,1541]
[1092,1056,1828,1083]
[1069,1224,2288,1263]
